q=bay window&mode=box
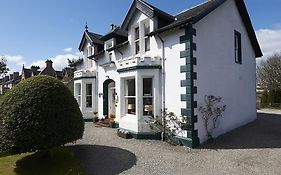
[75,83,82,107]
[143,78,153,115]
[125,79,136,115]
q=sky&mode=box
[0,0,281,73]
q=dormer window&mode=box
[135,27,140,54]
[87,46,92,57]
[144,23,150,52]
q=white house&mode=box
[74,0,262,148]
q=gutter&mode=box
[156,33,166,141]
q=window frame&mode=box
[142,77,153,116]
[124,78,136,115]
[135,27,140,55]
[144,23,150,52]
[234,30,242,64]
[76,83,82,107]
[85,83,93,108]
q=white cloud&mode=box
[256,28,281,59]
[29,52,82,71]
[0,55,26,75]
[63,48,73,53]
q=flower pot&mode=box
[93,117,99,123]
[110,122,116,128]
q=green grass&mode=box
[0,147,85,175]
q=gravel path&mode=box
[69,113,281,175]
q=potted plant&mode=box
[109,118,116,128]
[93,112,99,123]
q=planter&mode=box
[117,129,132,139]
[109,122,116,128]
[93,117,99,123]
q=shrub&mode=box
[0,75,84,153]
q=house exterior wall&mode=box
[194,0,257,143]
[161,29,186,117]
[96,9,162,134]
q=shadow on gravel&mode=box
[68,145,137,175]
[200,113,281,149]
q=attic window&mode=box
[144,23,150,52]
[234,31,242,64]
[135,27,140,54]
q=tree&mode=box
[0,56,9,77]
[0,75,84,154]
[257,53,281,91]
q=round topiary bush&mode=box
[0,75,84,153]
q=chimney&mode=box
[110,24,115,31]
[9,74,13,80]
[45,60,53,68]
[31,65,40,73]
[13,72,19,79]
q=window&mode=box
[234,31,242,64]
[76,83,82,107]
[88,46,92,57]
[86,84,92,108]
[143,78,153,115]
[135,27,140,54]
[125,79,136,115]
[144,23,150,52]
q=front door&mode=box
[103,79,115,118]
[108,86,116,117]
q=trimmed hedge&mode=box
[0,75,84,153]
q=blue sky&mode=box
[0,0,281,72]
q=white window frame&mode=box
[76,83,82,107]
[86,83,93,108]
[124,78,136,115]
[144,22,150,52]
[142,77,153,116]
[135,26,140,55]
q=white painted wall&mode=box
[161,29,186,117]
[194,0,257,143]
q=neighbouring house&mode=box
[21,60,63,80]
[0,72,21,95]
[74,0,262,147]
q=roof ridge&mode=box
[175,1,210,17]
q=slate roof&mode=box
[86,31,103,44]
[148,0,262,57]
[78,31,104,51]
[100,27,128,41]
[80,0,262,58]
[22,68,40,79]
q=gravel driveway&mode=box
[69,112,281,175]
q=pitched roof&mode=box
[78,31,104,51]
[100,27,128,41]
[121,0,174,30]
[22,68,40,79]
[148,0,262,57]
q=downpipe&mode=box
[157,34,166,141]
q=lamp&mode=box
[98,92,103,98]
[144,105,153,112]
[128,104,135,110]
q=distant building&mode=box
[21,60,63,80]
[0,72,21,95]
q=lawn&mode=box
[0,147,85,175]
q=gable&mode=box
[121,0,174,30]
[78,31,103,52]
[147,0,262,58]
